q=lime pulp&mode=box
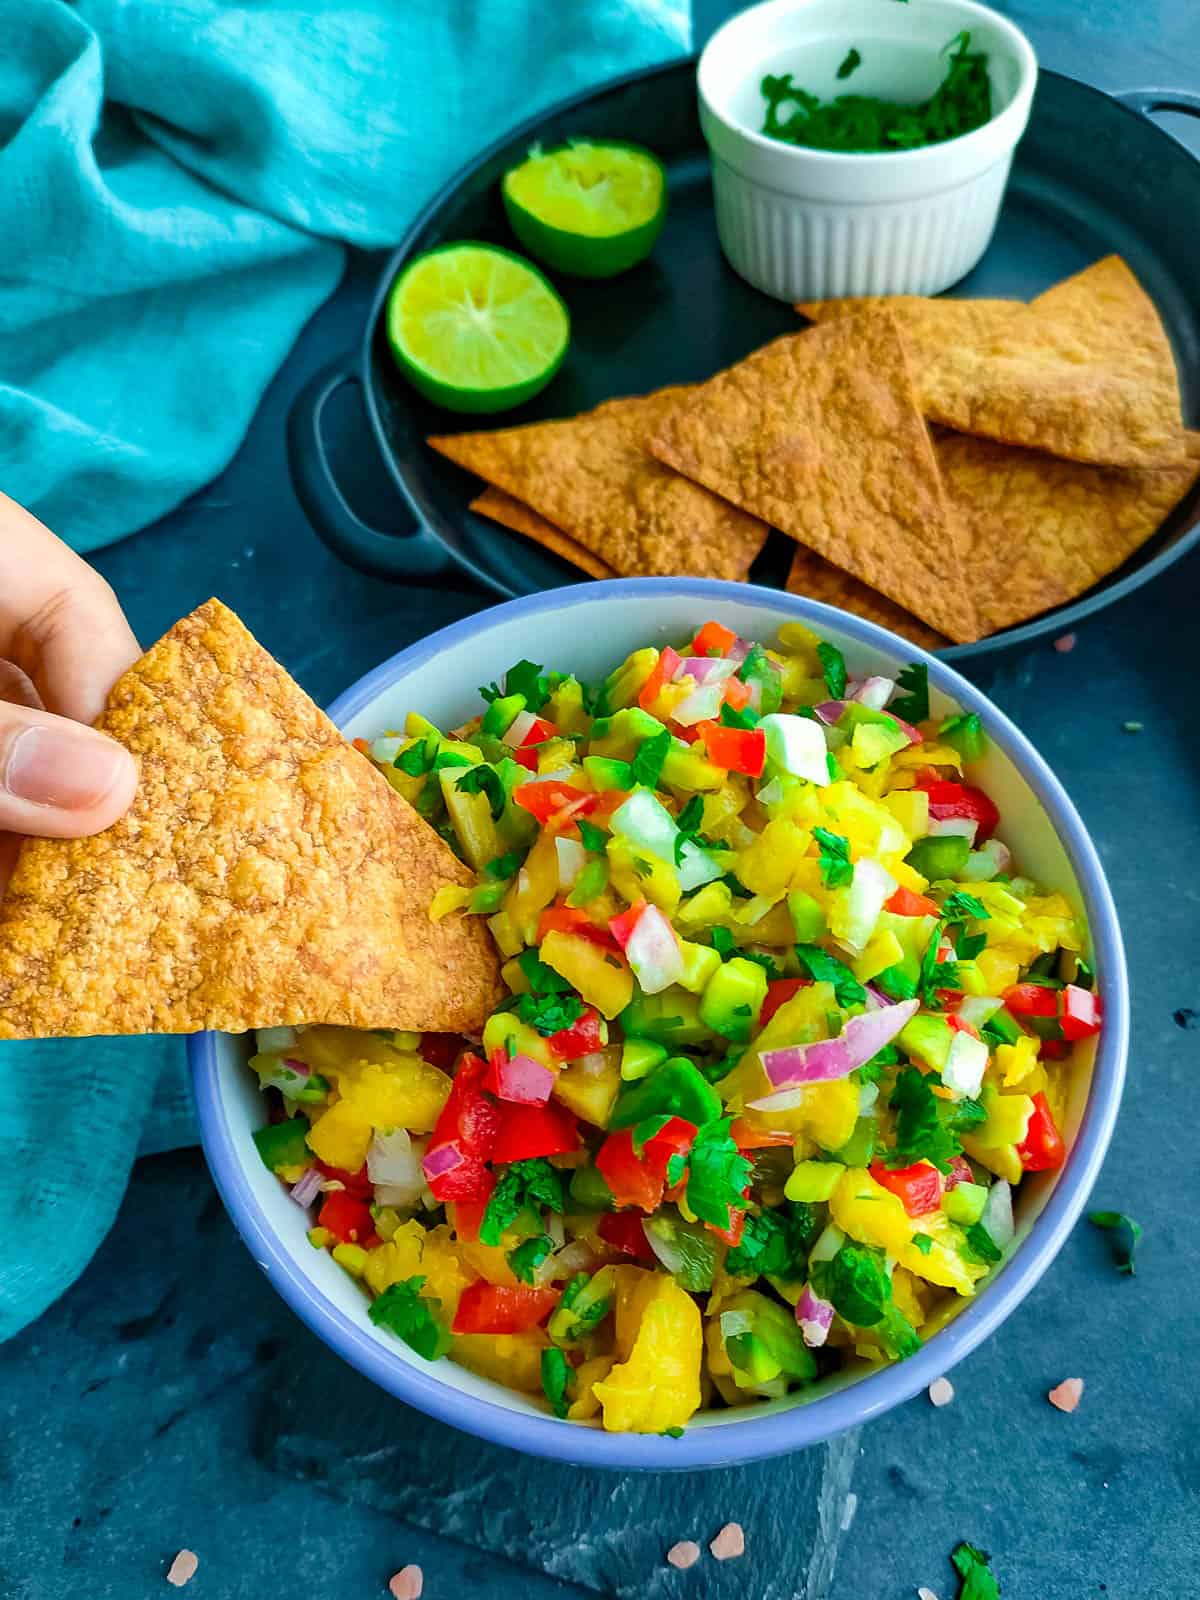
[502,140,667,279]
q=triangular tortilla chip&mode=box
[920,256,1186,467]
[470,489,617,578]
[796,294,1021,392]
[647,311,980,643]
[430,388,768,581]
[784,546,948,651]
[937,429,1200,635]
[0,600,503,1039]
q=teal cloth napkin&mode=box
[0,0,689,1341]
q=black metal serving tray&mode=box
[288,62,1200,662]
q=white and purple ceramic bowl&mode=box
[190,579,1127,1470]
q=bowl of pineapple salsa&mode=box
[191,580,1126,1468]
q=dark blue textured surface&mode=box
[2,5,1200,1596]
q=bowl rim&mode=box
[189,576,1128,1470]
[696,0,1039,173]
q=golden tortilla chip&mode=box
[784,545,948,651]
[0,600,503,1039]
[921,256,1186,467]
[796,294,1021,390]
[430,388,768,581]
[937,429,1200,634]
[647,311,980,643]
[470,489,617,579]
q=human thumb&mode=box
[0,703,137,840]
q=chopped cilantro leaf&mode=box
[837,45,862,78]
[888,1066,962,1174]
[432,749,474,770]
[631,1113,672,1155]
[540,1346,571,1419]
[483,848,524,881]
[677,1117,752,1230]
[632,855,656,878]
[963,1221,1001,1265]
[920,917,962,1004]
[720,702,759,729]
[812,1241,890,1324]
[891,662,929,724]
[711,926,734,958]
[367,1276,450,1361]
[673,794,706,863]
[826,751,840,782]
[874,965,918,1001]
[512,991,584,1036]
[632,729,672,789]
[948,1096,986,1133]
[813,826,854,889]
[455,763,505,821]
[738,645,783,714]
[943,890,989,922]
[721,872,753,899]
[516,949,573,994]
[395,738,434,777]
[577,818,607,854]
[795,943,866,1008]
[911,1232,933,1256]
[738,949,778,977]
[816,641,847,700]
[480,1159,564,1246]
[504,659,550,712]
[508,1233,555,1284]
[725,1202,817,1280]
[955,930,987,962]
[1088,1209,1143,1275]
[663,1425,685,1438]
[951,1542,1000,1600]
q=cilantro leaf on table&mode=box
[511,991,585,1036]
[577,818,607,854]
[516,948,573,995]
[891,662,929,724]
[815,641,847,700]
[480,1158,565,1246]
[367,1276,450,1361]
[675,1118,752,1231]
[507,1233,555,1284]
[814,826,854,889]
[395,738,435,777]
[725,1202,817,1280]
[1089,1210,1143,1275]
[540,1346,572,1419]
[795,943,866,1008]
[455,764,505,821]
[673,794,706,864]
[632,729,672,789]
[887,1067,962,1173]
[951,1542,1001,1600]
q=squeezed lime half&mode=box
[502,140,668,279]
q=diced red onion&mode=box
[726,636,751,666]
[421,1142,465,1181]
[489,1052,555,1106]
[289,1168,323,1208]
[928,816,979,841]
[672,681,727,726]
[758,998,919,1090]
[815,700,847,725]
[502,708,538,747]
[849,676,896,711]
[675,656,738,686]
[555,836,586,890]
[796,1284,835,1347]
[864,984,890,1010]
[626,904,684,995]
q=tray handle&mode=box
[1116,87,1200,124]
[287,358,451,582]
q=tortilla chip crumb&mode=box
[710,1523,745,1561]
[928,1376,955,1407]
[1048,1377,1084,1413]
[388,1566,424,1600]
[166,1550,198,1587]
[667,1540,702,1570]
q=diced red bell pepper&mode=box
[698,721,766,778]
[448,1196,490,1242]
[689,620,737,658]
[595,1117,697,1213]
[728,1117,794,1151]
[946,1013,982,1041]
[1004,982,1060,1019]
[706,1192,750,1248]
[315,1160,374,1198]
[318,1190,374,1244]
[491,1100,579,1165]
[537,903,621,952]
[518,715,557,748]
[1016,1091,1066,1172]
[1039,1038,1071,1061]
[597,1211,655,1260]
[425,1152,497,1206]
[513,745,540,771]
[420,1032,466,1073]
[721,673,751,711]
[608,899,648,952]
[451,1281,560,1335]
[429,1053,501,1161]
[869,1160,943,1216]
[886,886,941,918]
[638,645,683,711]
[547,1005,608,1062]
[513,781,600,824]
[759,977,810,1028]
[913,776,999,841]
[1059,984,1102,1040]
[944,1155,975,1191]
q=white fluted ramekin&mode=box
[698,0,1038,301]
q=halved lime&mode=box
[502,140,668,279]
[386,243,570,414]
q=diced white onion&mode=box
[942,1031,989,1098]
[955,995,1004,1028]
[368,1129,426,1206]
[759,713,830,786]
[502,709,538,747]
[981,1180,1014,1250]
[370,736,406,763]
[555,836,587,890]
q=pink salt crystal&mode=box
[1053,633,1076,653]
[928,1377,955,1408]
[388,1569,424,1600]
[1048,1377,1084,1413]
[709,1522,745,1561]
[166,1550,198,1588]
[667,1541,702,1570]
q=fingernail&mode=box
[4,726,131,810]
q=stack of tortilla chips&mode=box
[430,256,1199,648]
[0,600,502,1040]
